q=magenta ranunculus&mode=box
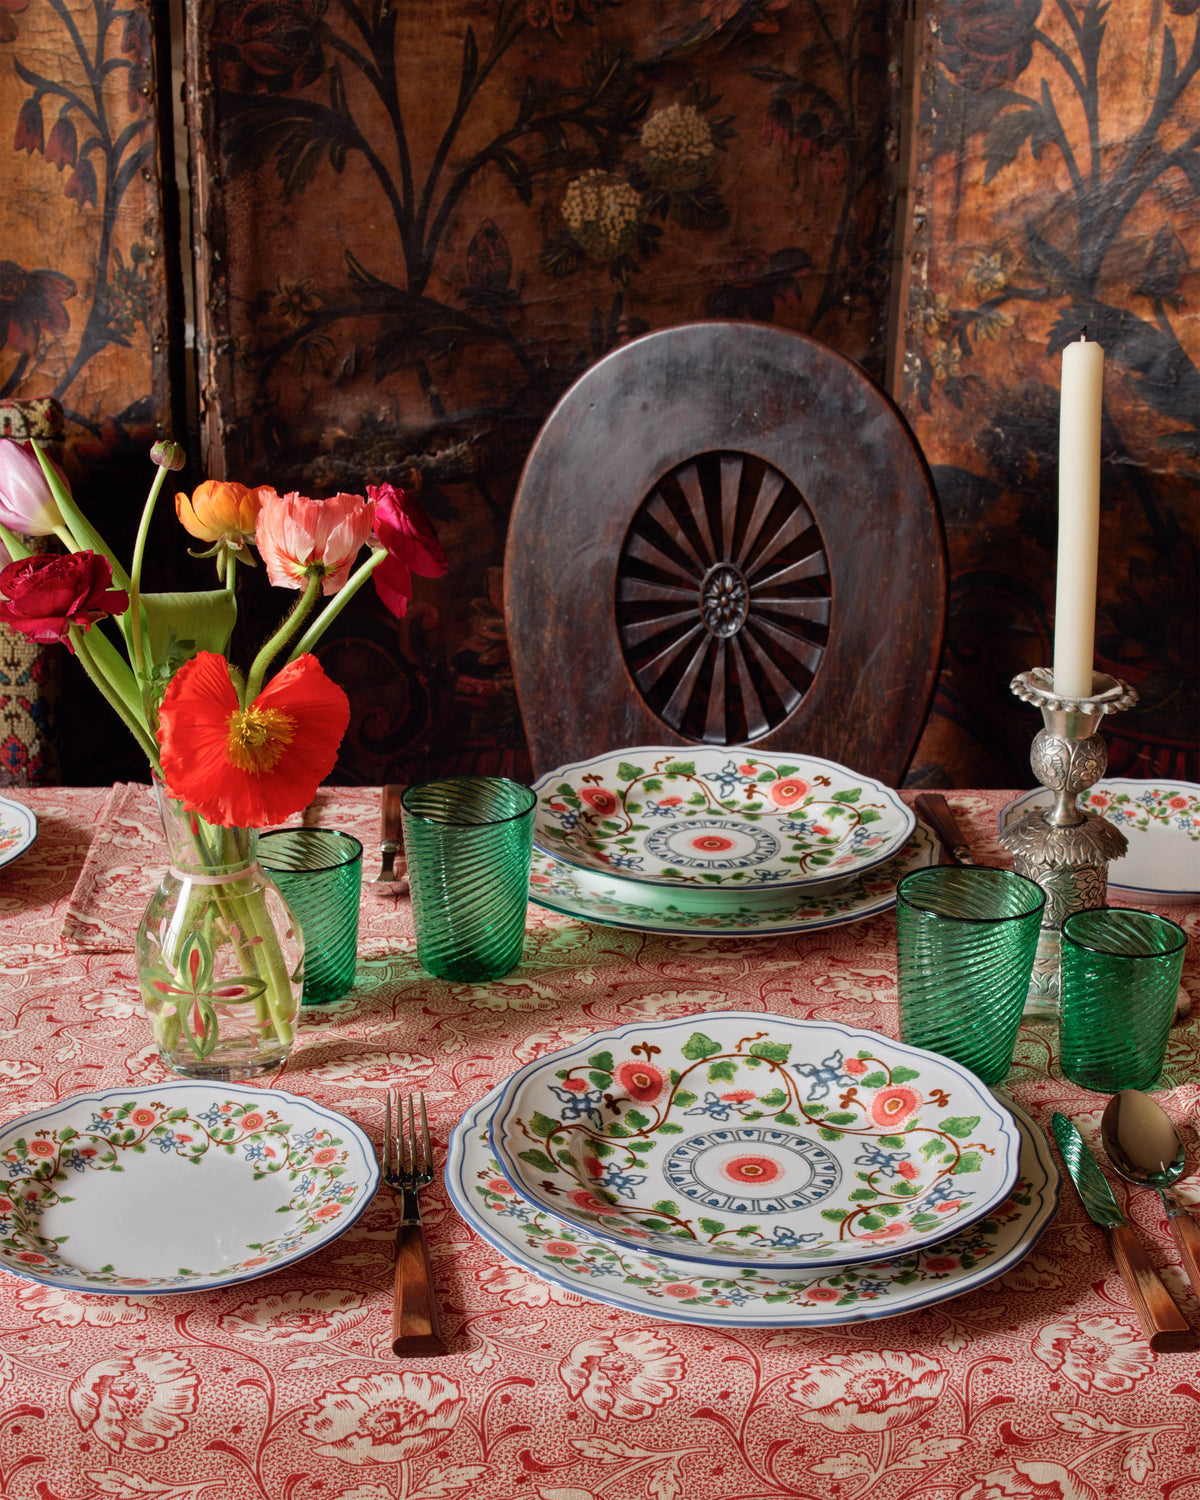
[0,551,128,652]
[0,438,67,534]
[367,480,446,618]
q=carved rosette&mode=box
[1011,853,1109,929]
[616,451,831,743]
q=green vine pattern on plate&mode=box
[0,1097,361,1287]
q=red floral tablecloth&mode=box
[0,785,1198,1500]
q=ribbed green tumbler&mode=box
[1060,908,1187,1092]
[257,829,362,1005]
[402,777,535,983]
[896,866,1045,1085]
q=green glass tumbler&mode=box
[896,866,1045,1085]
[402,777,536,983]
[257,828,363,1005]
[1059,908,1187,1092]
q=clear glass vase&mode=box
[136,782,304,1080]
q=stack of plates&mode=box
[448,1013,1059,1328]
[527,746,937,935]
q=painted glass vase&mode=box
[135,782,304,1080]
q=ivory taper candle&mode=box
[1052,335,1104,698]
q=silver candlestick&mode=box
[999,667,1139,1018]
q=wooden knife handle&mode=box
[393,1220,445,1358]
[914,793,972,866]
[1167,1205,1200,1306]
[382,783,406,850]
[1108,1223,1197,1351]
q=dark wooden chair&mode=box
[504,322,946,788]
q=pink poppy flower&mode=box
[870,1085,921,1129]
[769,776,811,808]
[615,1059,665,1103]
[255,488,374,595]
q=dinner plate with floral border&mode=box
[999,779,1200,905]
[532,747,915,899]
[0,1083,379,1294]
[447,1087,1058,1328]
[0,793,37,873]
[527,823,939,936]
[488,1013,1021,1269]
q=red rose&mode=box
[0,551,128,652]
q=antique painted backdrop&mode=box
[1,0,1196,787]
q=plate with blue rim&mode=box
[532,747,915,905]
[488,1012,1021,1270]
[0,794,36,873]
[449,1084,1057,1327]
[0,1083,379,1294]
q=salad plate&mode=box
[0,793,36,873]
[0,1083,379,1294]
[528,823,939,937]
[999,779,1200,905]
[532,747,914,898]
[489,1013,1020,1269]
[449,1088,1058,1328]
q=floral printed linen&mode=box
[0,786,1194,1499]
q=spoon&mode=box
[1102,1089,1200,1302]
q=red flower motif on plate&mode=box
[615,1059,665,1103]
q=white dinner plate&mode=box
[447,1086,1058,1327]
[532,746,915,900]
[0,793,37,872]
[488,1012,1021,1269]
[999,779,1200,905]
[528,823,939,936]
[0,1084,379,1294]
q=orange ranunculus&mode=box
[255,488,374,595]
[157,651,350,828]
[176,480,261,548]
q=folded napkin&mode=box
[60,782,163,952]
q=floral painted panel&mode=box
[904,0,1199,787]
[189,0,901,787]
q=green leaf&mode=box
[893,1180,919,1196]
[698,1217,727,1235]
[657,1122,683,1134]
[674,1089,697,1107]
[858,1214,884,1231]
[528,1111,560,1139]
[849,1188,878,1201]
[640,1218,672,1232]
[876,1135,905,1148]
[681,1032,722,1060]
[859,808,881,825]
[890,1066,920,1083]
[921,1138,947,1159]
[588,1051,615,1073]
[651,1199,680,1216]
[517,1148,558,1174]
[642,778,662,792]
[820,1208,848,1222]
[707,1059,737,1083]
[605,1123,630,1138]
[953,1152,983,1175]
[663,761,695,776]
[877,1201,903,1217]
[588,1072,612,1090]
[818,1126,843,1142]
[592,1139,614,1158]
[555,1149,574,1166]
[617,762,643,782]
[775,1111,799,1127]
[625,1110,650,1129]
[826,1112,858,1126]
[859,1071,887,1089]
[831,788,862,803]
[749,1041,791,1063]
[759,1088,787,1107]
[940,1116,981,1138]
[756,769,777,781]
[775,765,798,776]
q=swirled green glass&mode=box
[258,829,363,1006]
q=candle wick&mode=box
[1079,327,1087,341]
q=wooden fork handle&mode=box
[1108,1224,1197,1352]
[393,1220,446,1357]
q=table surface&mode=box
[0,784,1197,1500]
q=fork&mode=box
[383,1091,445,1357]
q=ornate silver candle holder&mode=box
[999,667,1139,1018]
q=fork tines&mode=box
[383,1089,444,1358]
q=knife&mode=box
[372,783,408,889]
[1051,1112,1196,1351]
[914,793,975,866]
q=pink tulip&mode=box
[367,479,445,618]
[0,438,67,535]
[255,487,374,594]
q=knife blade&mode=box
[914,793,975,866]
[1052,1112,1195,1351]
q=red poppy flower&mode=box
[367,480,446,618]
[157,651,350,828]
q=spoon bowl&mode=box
[1102,1089,1200,1303]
